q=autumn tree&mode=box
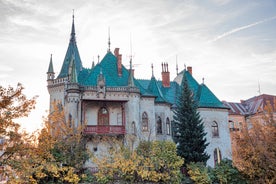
[172,71,209,166]
[94,140,184,183]
[10,102,90,183]
[0,83,36,179]
[233,101,276,183]
[46,103,89,173]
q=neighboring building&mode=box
[223,94,276,131]
[47,15,231,168]
[223,94,276,162]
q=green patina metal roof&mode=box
[147,76,168,103]
[197,84,226,108]
[57,16,83,79]
[80,52,130,86]
[54,16,226,109]
[137,70,227,108]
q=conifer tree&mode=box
[172,71,209,166]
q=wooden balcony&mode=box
[84,125,126,135]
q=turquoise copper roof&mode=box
[57,15,83,79]
[80,52,130,86]
[197,84,226,108]
[137,70,227,109]
[147,76,168,103]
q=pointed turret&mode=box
[147,64,167,103]
[47,54,55,81]
[57,12,83,79]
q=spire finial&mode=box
[202,77,205,84]
[151,63,154,77]
[97,55,100,63]
[176,55,178,75]
[70,10,76,43]
[107,27,111,52]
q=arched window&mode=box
[166,118,170,135]
[214,148,222,166]
[98,107,109,125]
[132,121,136,135]
[142,112,148,132]
[212,121,219,137]
[157,116,162,134]
[69,113,72,128]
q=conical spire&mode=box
[57,12,83,79]
[70,10,76,43]
[47,54,54,73]
[47,54,55,80]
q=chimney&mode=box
[187,66,192,75]
[161,62,170,87]
[114,48,122,76]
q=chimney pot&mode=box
[187,66,192,75]
[161,63,170,87]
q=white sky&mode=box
[0,0,275,132]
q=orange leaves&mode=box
[232,102,276,183]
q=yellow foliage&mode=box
[94,140,183,183]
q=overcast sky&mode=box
[0,0,275,132]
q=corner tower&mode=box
[47,13,82,126]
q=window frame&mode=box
[166,118,170,135]
[156,116,162,134]
[98,107,109,125]
[142,112,148,132]
[212,121,219,137]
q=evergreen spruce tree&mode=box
[172,70,209,166]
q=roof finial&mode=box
[107,27,111,52]
[202,77,205,84]
[130,32,133,60]
[176,55,178,75]
[70,9,76,43]
[151,63,154,77]
[97,55,100,64]
[258,81,261,95]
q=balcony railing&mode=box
[84,125,126,135]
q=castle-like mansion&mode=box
[47,15,231,168]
